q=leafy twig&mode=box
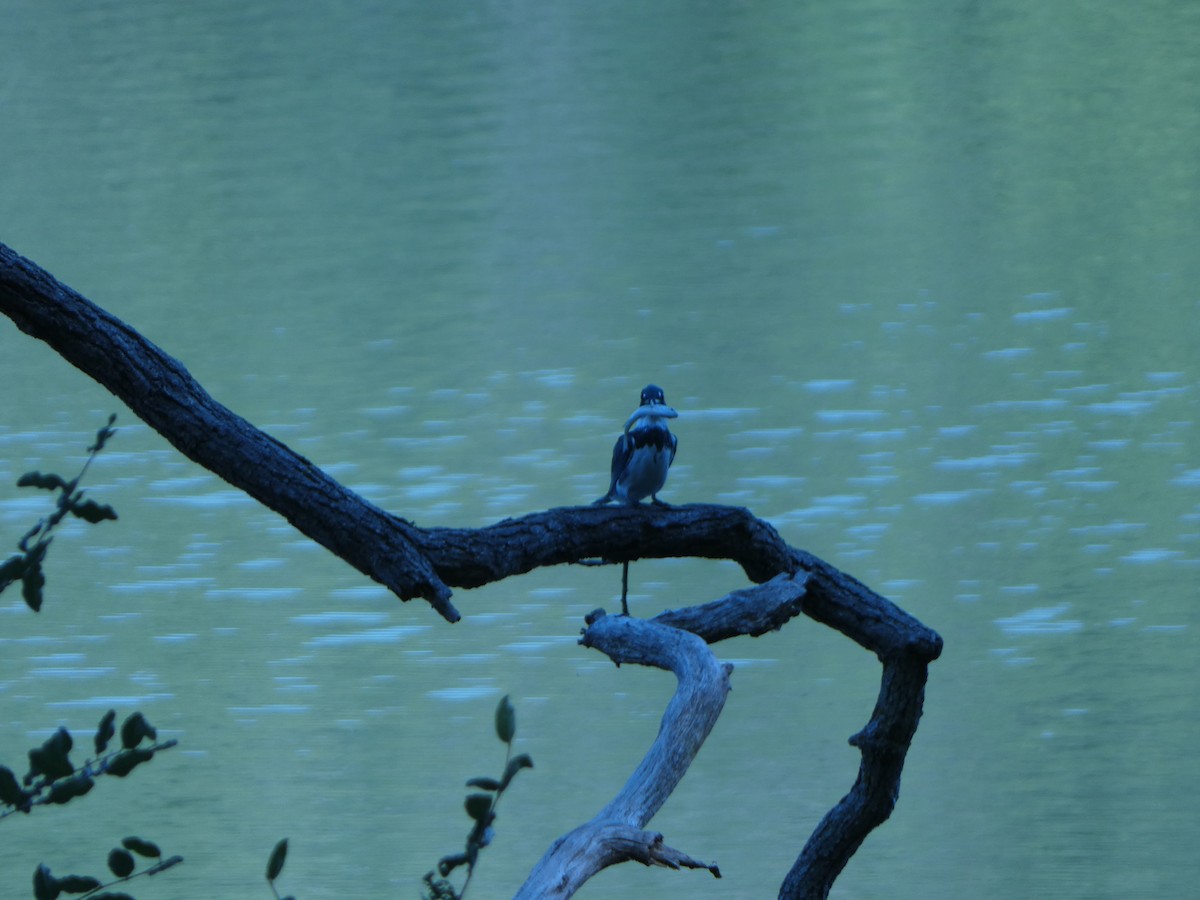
[422,695,534,899]
[1,710,176,819]
[0,414,119,612]
[33,837,183,900]
[265,837,295,899]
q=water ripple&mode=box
[995,604,1083,636]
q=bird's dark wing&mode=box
[608,432,633,493]
[593,433,633,505]
[668,431,678,468]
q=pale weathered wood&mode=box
[515,612,728,898]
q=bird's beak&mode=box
[624,404,679,432]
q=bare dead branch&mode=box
[515,612,728,898]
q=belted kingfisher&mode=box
[594,384,679,506]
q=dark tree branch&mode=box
[415,504,941,662]
[421,501,786,632]
[652,571,810,642]
[780,653,931,899]
[0,241,944,898]
[0,242,457,620]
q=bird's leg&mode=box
[620,560,630,616]
[651,495,672,507]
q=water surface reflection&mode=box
[3,1,1200,897]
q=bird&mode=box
[594,384,679,507]
[593,384,679,615]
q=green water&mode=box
[2,2,1199,897]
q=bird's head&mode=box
[640,384,668,407]
[625,384,678,431]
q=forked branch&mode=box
[0,241,944,898]
[515,611,729,898]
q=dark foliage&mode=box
[422,695,534,900]
[0,414,118,612]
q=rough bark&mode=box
[0,241,456,618]
[780,652,931,899]
[0,240,944,898]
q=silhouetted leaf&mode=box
[56,874,102,893]
[499,753,534,791]
[464,793,492,822]
[69,499,118,524]
[465,776,501,791]
[45,727,72,756]
[437,851,470,877]
[88,415,118,453]
[0,553,25,593]
[88,893,135,900]
[494,694,515,744]
[266,838,288,881]
[0,765,24,806]
[94,710,116,756]
[119,712,156,750]
[32,863,59,900]
[22,563,45,612]
[106,848,134,878]
[105,748,153,778]
[121,837,161,859]
[27,728,74,783]
[47,774,94,805]
[16,519,46,555]
[17,472,68,492]
[423,870,461,900]
[24,530,50,557]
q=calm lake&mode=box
[2,2,1199,897]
